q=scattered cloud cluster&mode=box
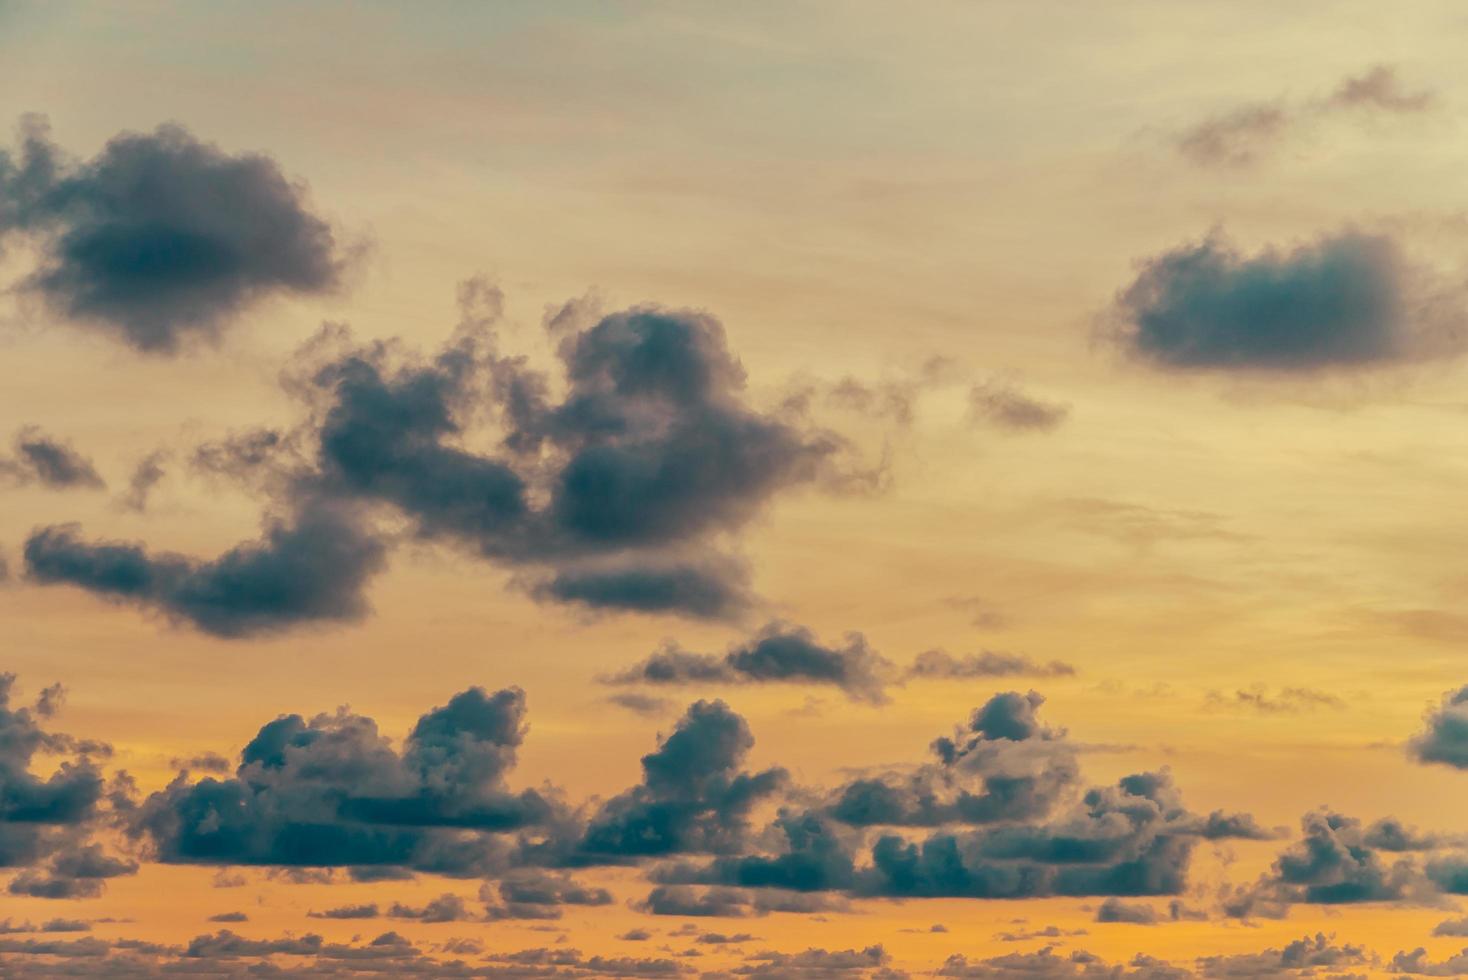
[602,623,1077,706]
[21,287,874,633]
[1175,64,1434,168]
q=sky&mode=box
[5,1,1468,977]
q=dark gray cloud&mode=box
[481,868,614,920]
[24,501,386,638]
[826,691,1081,827]
[1393,946,1468,976]
[0,674,131,898]
[1108,230,1463,372]
[1197,933,1375,978]
[1410,685,1468,768]
[527,555,752,621]
[386,892,473,923]
[650,696,1269,909]
[7,844,137,899]
[603,622,893,704]
[1433,916,1468,937]
[32,295,865,632]
[0,427,104,490]
[131,685,555,875]
[636,884,754,917]
[905,649,1076,680]
[303,305,842,559]
[938,933,1373,979]
[938,947,1187,978]
[1229,810,1415,911]
[578,700,787,862]
[1362,817,1443,852]
[307,903,379,920]
[0,115,347,353]
[726,944,894,978]
[968,381,1070,432]
[1095,898,1160,924]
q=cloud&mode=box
[602,622,894,703]
[0,674,129,897]
[1176,103,1289,168]
[481,869,614,919]
[905,650,1076,680]
[1175,64,1433,168]
[6,844,137,899]
[826,691,1081,827]
[1433,916,1468,937]
[23,501,386,638]
[939,948,1185,978]
[386,892,473,923]
[166,752,231,775]
[0,115,348,353]
[607,692,677,717]
[1095,898,1160,924]
[649,695,1269,910]
[307,903,379,920]
[203,912,246,923]
[527,554,752,621]
[1229,810,1416,910]
[969,380,1070,432]
[1197,933,1374,978]
[118,451,167,513]
[0,428,104,490]
[1327,64,1434,112]
[1410,685,1468,768]
[1107,230,1464,372]
[636,884,755,918]
[31,292,871,633]
[1202,686,1343,714]
[131,685,555,875]
[729,944,893,978]
[1393,946,1468,976]
[578,700,786,862]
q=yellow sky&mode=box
[5,2,1468,977]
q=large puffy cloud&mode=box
[827,692,1081,827]
[131,685,556,875]
[603,622,894,704]
[24,501,385,638]
[1108,230,1464,372]
[577,700,787,862]
[0,115,346,353]
[1410,685,1468,768]
[1226,810,1416,914]
[28,297,861,633]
